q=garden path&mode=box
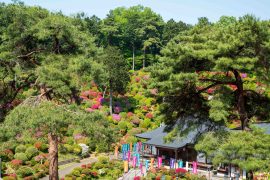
[40,157,97,180]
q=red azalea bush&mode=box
[91,171,98,177]
[145,112,154,119]
[127,112,133,118]
[135,77,141,82]
[86,163,91,168]
[175,168,187,173]
[34,142,42,150]
[134,176,140,180]
[0,149,14,161]
[11,159,23,167]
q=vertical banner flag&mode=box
[186,161,189,171]
[170,158,175,169]
[114,146,118,158]
[192,161,197,174]
[130,143,132,152]
[124,160,129,173]
[150,158,154,169]
[158,157,162,168]
[132,156,137,168]
[127,151,131,162]
[145,160,149,172]
[133,143,136,152]
[140,162,143,175]
[136,153,140,167]
[178,160,183,168]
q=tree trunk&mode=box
[71,88,81,105]
[48,133,59,180]
[109,80,113,116]
[132,45,135,71]
[103,86,107,98]
[233,70,249,130]
[143,47,146,69]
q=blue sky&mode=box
[1,0,270,24]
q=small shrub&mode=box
[16,166,34,178]
[23,175,35,180]
[165,175,172,180]
[93,161,103,169]
[73,144,82,155]
[81,168,91,175]
[34,142,42,150]
[64,144,74,153]
[44,160,49,168]
[25,147,39,159]
[15,145,27,153]
[95,141,109,153]
[139,118,151,129]
[71,169,81,177]
[3,176,16,180]
[90,171,98,177]
[0,149,14,161]
[98,156,109,164]
[10,159,23,169]
[34,172,46,179]
[14,153,28,163]
[33,164,47,173]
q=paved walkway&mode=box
[119,169,142,180]
[40,157,97,180]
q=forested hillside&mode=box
[0,1,270,179]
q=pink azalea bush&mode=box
[112,114,121,121]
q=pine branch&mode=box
[17,49,44,58]
[197,78,236,94]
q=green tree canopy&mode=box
[151,15,270,130]
[0,100,116,179]
[195,128,270,172]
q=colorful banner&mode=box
[192,161,197,174]
[178,160,183,168]
[150,158,154,169]
[124,160,129,173]
[186,161,189,171]
[114,146,118,158]
[133,143,137,152]
[158,157,162,168]
[136,153,140,167]
[127,151,131,162]
[132,156,137,168]
[130,143,132,152]
[145,160,149,172]
[170,158,175,169]
[140,162,143,175]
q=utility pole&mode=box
[0,158,2,179]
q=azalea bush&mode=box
[64,157,124,180]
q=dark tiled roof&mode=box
[136,116,219,150]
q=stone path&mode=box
[119,169,142,180]
[40,157,97,180]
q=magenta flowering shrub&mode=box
[81,83,104,112]
[114,106,121,113]
[112,114,121,121]
[241,73,247,78]
[79,71,160,141]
